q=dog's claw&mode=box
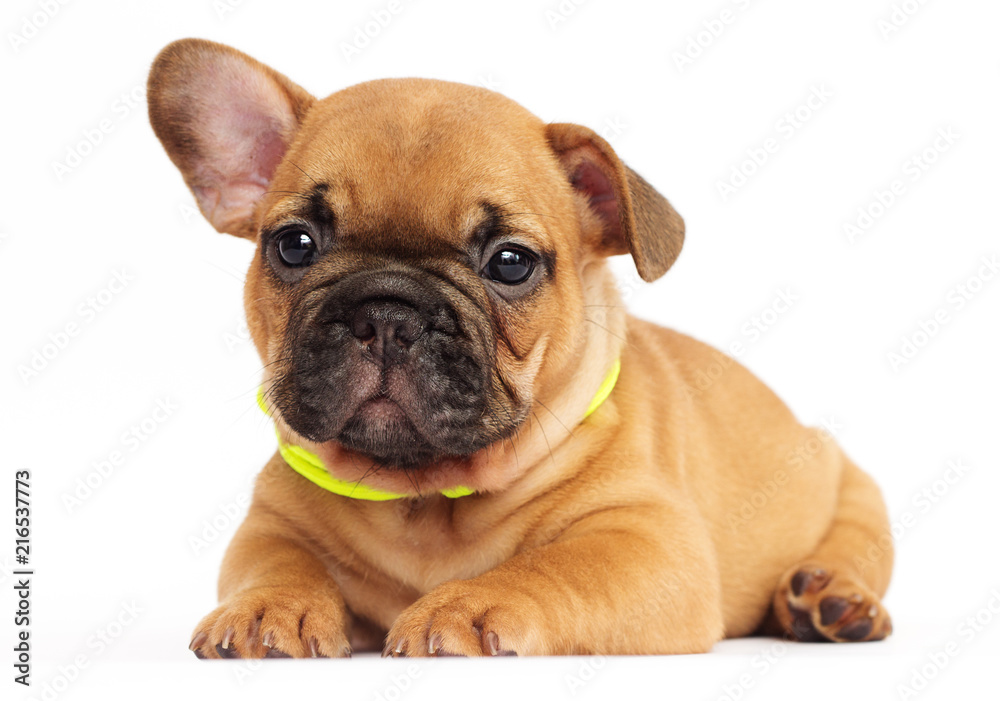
[382,641,403,657]
[790,568,830,597]
[485,631,517,656]
[189,631,207,652]
[262,631,274,648]
[221,627,234,650]
[216,642,241,659]
[487,630,500,656]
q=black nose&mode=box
[350,300,425,366]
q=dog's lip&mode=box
[354,396,407,422]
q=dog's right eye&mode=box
[275,229,318,268]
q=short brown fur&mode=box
[149,39,893,658]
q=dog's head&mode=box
[148,39,684,493]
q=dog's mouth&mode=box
[272,267,527,470]
[354,396,406,422]
[335,395,432,468]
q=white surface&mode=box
[3,0,998,699]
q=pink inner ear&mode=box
[571,160,621,233]
[187,57,298,232]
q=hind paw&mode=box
[775,564,892,643]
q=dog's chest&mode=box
[345,499,518,594]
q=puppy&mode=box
[148,38,893,658]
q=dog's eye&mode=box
[485,249,534,285]
[275,229,317,267]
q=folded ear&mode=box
[147,38,315,239]
[546,123,685,282]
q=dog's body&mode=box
[149,39,893,658]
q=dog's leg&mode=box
[766,457,894,642]
[384,502,724,656]
[188,505,351,659]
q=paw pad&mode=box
[780,566,892,643]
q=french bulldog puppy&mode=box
[148,39,893,658]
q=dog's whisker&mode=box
[258,356,293,372]
[532,412,557,468]
[348,461,381,498]
[488,404,520,470]
[204,260,248,284]
[534,398,575,438]
[262,189,312,202]
[501,210,556,220]
[582,317,629,345]
[287,160,321,187]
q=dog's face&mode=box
[148,39,684,487]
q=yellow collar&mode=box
[257,358,620,501]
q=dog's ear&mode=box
[546,123,684,282]
[147,39,315,239]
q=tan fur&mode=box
[149,39,893,658]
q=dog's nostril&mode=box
[351,318,377,344]
[393,318,421,348]
[349,300,424,363]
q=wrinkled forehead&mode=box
[263,79,562,247]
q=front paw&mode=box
[385,580,541,657]
[190,586,351,659]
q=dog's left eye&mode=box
[485,249,534,285]
[275,229,317,268]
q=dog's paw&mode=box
[189,586,351,659]
[384,580,540,657]
[775,564,892,643]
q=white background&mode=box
[3,0,998,699]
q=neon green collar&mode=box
[257,358,620,501]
